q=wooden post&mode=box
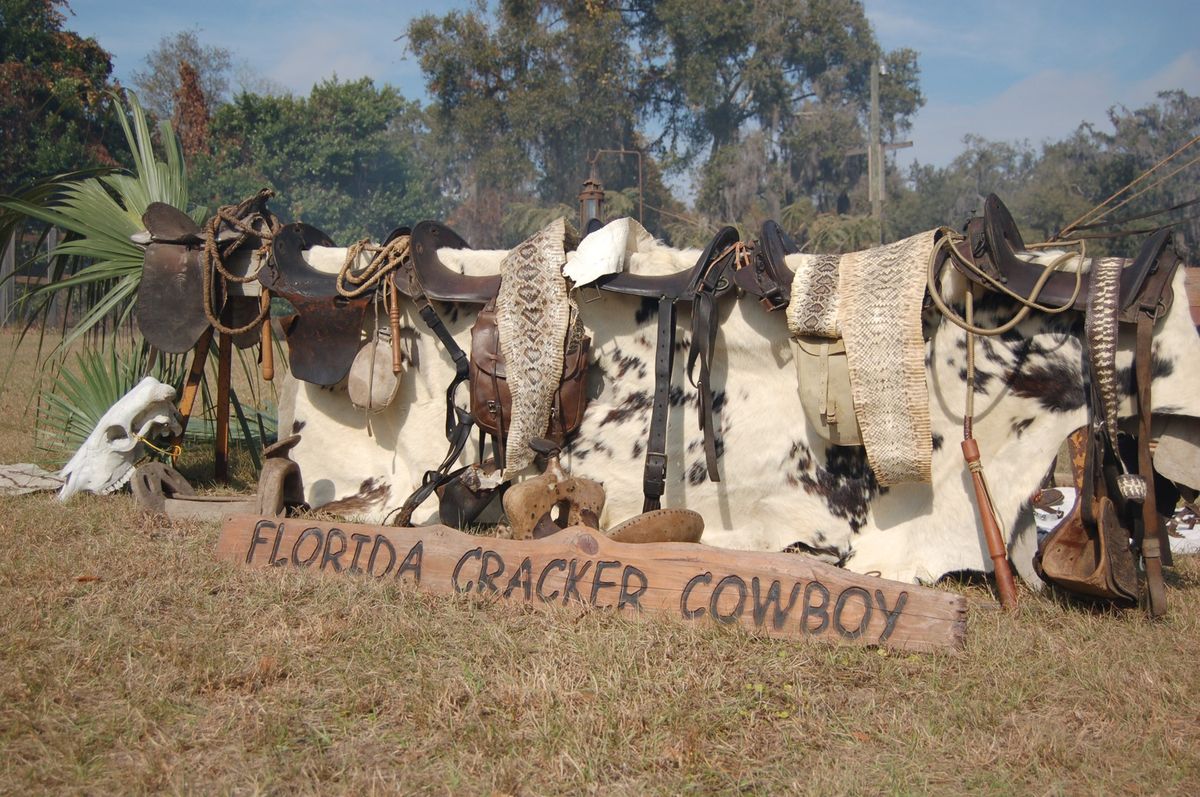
[869,59,881,241]
[173,327,214,459]
[215,328,232,482]
[46,228,62,327]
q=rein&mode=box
[927,229,1086,337]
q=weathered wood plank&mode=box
[216,515,968,653]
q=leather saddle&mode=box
[263,222,371,386]
[596,226,743,510]
[950,193,1174,318]
[404,221,501,304]
[136,198,275,353]
[731,219,799,311]
[136,203,212,353]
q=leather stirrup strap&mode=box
[687,250,735,482]
[390,264,476,526]
[1136,312,1168,616]
[643,296,676,512]
[391,406,474,527]
[414,297,470,441]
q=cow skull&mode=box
[58,377,182,501]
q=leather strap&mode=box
[1136,312,1167,616]
[391,261,477,526]
[390,406,475,527]
[687,248,736,482]
[642,296,676,512]
[412,294,469,441]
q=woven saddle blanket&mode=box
[497,217,582,475]
[785,231,939,485]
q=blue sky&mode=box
[65,0,1199,170]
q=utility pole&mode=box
[869,58,882,237]
[851,59,911,244]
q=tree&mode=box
[407,0,685,245]
[886,92,1200,253]
[407,0,923,240]
[631,0,923,219]
[131,29,231,121]
[191,78,445,243]
[174,60,211,160]
[0,0,120,192]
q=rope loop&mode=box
[927,229,1086,337]
[201,189,280,335]
[336,234,411,298]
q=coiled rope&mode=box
[335,234,411,298]
[926,228,1086,337]
[201,191,280,335]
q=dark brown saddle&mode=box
[136,197,274,353]
[405,221,501,303]
[137,203,211,353]
[595,225,742,511]
[394,221,743,524]
[951,194,1174,319]
[263,222,371,386]
[950,194,1184,613]
[731,219,799,311]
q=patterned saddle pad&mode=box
[785,232,939,485]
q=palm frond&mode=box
[35,344,188,462]
[0,90,198,352]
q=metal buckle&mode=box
[645,451,668,492]
[579,284,605,304]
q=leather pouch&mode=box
[790,334,862,446]
[468,299,590,444]
[1035,428,1138,603]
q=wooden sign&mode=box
[216,515,967,653]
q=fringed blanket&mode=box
[787,232,938,485]
[496,218,581,475]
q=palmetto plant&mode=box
[35,344,187,462]
[2,92,276,466]
[34,341,276,464]
[0,91,198,350]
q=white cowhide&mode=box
[278,235,1200,586]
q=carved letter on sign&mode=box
[217,516,967,653]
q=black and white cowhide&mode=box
[278,238,1200,585]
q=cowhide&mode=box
[278,239,1200,586]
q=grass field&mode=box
[2,330,1200,794]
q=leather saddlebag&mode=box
[1035,427,1139,604]
[789,334,862,446]
[468,299,590,444]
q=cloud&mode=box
[900,49,1200,168]
[1127,51,1200,105]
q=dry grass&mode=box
[2,330,1200,794]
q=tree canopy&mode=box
[0,0,120,192]
[131,29,232,122]
[4,1,1198,258]
[190,78,446,243]
[406,0,923,243]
